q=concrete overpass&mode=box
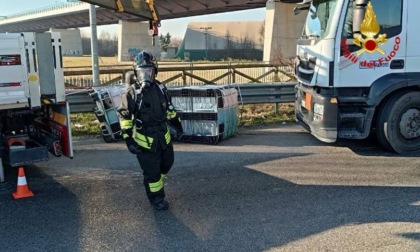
[0,1,268,32]
[0,1,306,61]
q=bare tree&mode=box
[80,31,118,56]
[169,37,182,48]
[98,31,118,56]
[81,37,91,55]
[224,30,235,59]
[80,30,89,38]
[259,21,265,46]
[238,35,255,50]
[99,30,111,40]
[236,34,258,59]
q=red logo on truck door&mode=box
[340,1,400,69]
[353,2,388,56]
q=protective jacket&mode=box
[117,80,177,152]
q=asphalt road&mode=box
[1,123,419,252]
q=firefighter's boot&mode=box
[153,200,168,211]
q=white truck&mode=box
[0,32,73,182]
[292,0,420,154]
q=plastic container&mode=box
[168,85,239,144]
[89,85,126,142]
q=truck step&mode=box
[338,130,365,139]
[339,113,365,119]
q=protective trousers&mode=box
[136,144,174,204]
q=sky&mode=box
[0,0,266,38]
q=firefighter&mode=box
[117,51,180,211]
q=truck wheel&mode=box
[376,91,420,154]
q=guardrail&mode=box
[66,83,297,113]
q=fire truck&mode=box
[0,32,73,181]
[292,0,420,154]
[0,0,160,183]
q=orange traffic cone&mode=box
[12,167,34,199]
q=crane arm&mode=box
[145,0,160,45]
[145,0,159,23]
[80,0,161,44]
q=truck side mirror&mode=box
[294,5,309,15]
[353,0,369,34]
[294,6,301,15]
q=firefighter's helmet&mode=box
[133,51,158,85]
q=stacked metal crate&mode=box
[89,85,126,143]
[168,85,239,144]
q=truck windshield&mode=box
[304,0,338,39]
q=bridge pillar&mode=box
[263,1,306,62]
[117,20,160,62]
[50,28,83,56]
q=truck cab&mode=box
[293,0,420,154]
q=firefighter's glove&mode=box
[125,138,142,155]
[167,110,177,120]
[176,132,184,141]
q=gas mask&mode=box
[135,66,155,88]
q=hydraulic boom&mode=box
[80,0,161,45]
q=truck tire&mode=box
[376,91,420,154]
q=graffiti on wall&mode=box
[128,48,141,60]
[63,50,82,56]
[120,48,141,62]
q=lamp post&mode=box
[89,4,100,86]
[200,26,212,60]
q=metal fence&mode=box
[66,83,297,113]
[64,62,296,88]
